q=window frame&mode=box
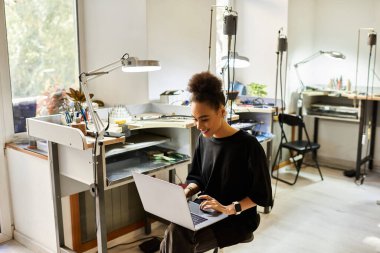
[0,0,14,242]
[0,0,82,242]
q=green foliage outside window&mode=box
[5,0,79,99]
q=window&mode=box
[4,0,79,133]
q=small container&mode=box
[71,122,87,135]
[28,138,37,149]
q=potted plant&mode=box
[246,82,268,98]
[66,88,104,110]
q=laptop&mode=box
[132,172,227,231]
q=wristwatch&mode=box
[233,201,242,215]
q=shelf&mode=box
[105,133,170,157]
[303,114,359,123]
[106,146,190,186]
[27,116,125,150]
[127,118,195,129]
[234,106,275,114]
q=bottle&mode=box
[347,79,351,92]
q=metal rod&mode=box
[207,7,213,72]
[88,58,121,75]
[86,64,122,82]
[48,142,65,251]
[369,101,377,170]
[95,142,107,252]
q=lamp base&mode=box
[343,169,356,178]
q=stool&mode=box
[213,234,254,253]
[213,213,260,253]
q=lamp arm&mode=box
[294,51,323,67]
[81,80,105,136]
[78,55,128,138]
[293,51,324,92]
[80,59,123,83]
[294,64,305,91]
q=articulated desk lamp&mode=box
[294,50,346,116]
[79,52,160,252]
[79,53,161,140]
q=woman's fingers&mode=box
[200,199,220,210]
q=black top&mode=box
[186,130,272,248]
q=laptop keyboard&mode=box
[191,213,208,225]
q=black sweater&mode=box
[186,130,272,247]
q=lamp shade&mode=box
[321,51,346,59]
[121,57,161,72]
[221,52,250,68]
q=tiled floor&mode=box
[0,240,33,253]
[1,166,380,253]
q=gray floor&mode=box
[1,166,380,253]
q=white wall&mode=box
[288,0,380,91]
[234,0,289,99]
[147,0,215,100]
[288,0,380,170]
[7,149,57,252]
[79,0,150,106]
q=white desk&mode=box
[27,104,195,253]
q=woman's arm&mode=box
[198,195,257,215]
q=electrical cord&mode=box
[175,172,183,185]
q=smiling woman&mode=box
[4,0,79,133]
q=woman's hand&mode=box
[197,195,236,215]
[184,183,199,198]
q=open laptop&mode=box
[132,172,227,231]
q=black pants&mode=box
[160,223,219,253]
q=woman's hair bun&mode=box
[187,72,225,110]
[188,72,222,95]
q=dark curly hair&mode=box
[187,72,225,110]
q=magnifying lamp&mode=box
[79,52,160,140]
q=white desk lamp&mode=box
[294,50,345,116]
[221,51,250,68]
[79,52,160,140]
[294,50,346,91]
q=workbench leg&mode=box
[313,117,319,160]
[48,142,65,252]
[95,146,108,253]
[144,213,152,235]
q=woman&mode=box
[160,72,272,253]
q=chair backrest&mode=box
[278,113,304,127]
[278,113,313,145]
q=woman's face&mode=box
[191,101,225,138]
